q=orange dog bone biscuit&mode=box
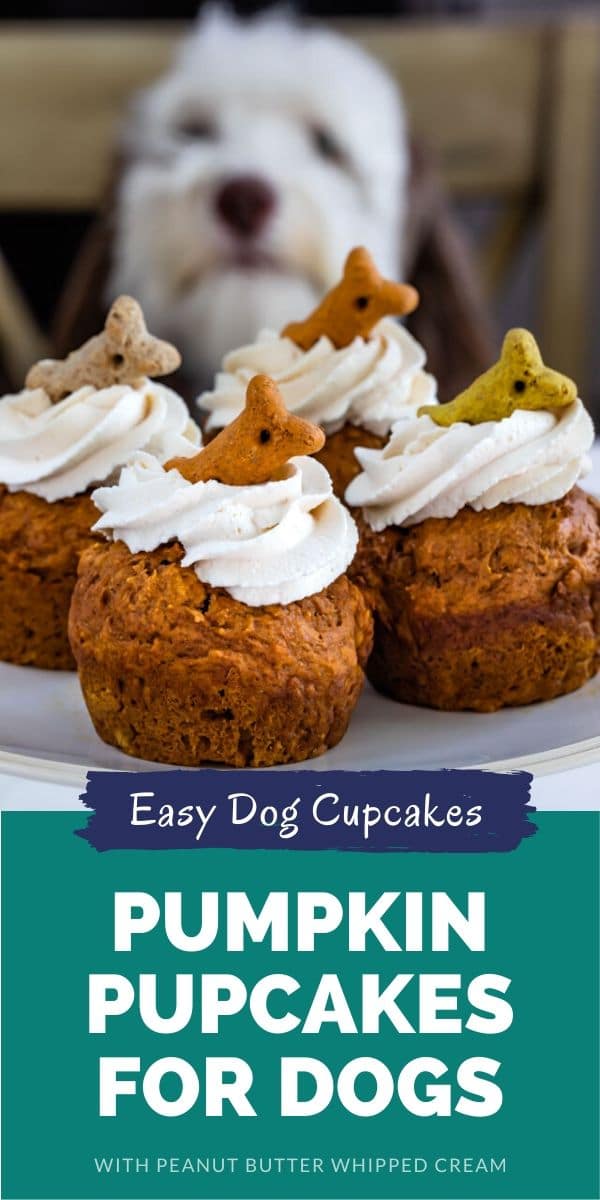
[166,374,324,486]
[282,246,419,351]
[26,295,181,402]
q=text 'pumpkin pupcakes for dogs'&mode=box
[69,375,372,767]
[0,297,200,670]
[197,247,436,497]
[346,329,600,712]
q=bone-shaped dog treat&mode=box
[418,328,577,427]
[167,374,325,486]
[26,296,181,402]
[282,246,419,351]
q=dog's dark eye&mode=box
[310,124,346,165]
[174,115,218,142]
[259,429,271,444]
[355,296,370,311]
[514,379,527,393]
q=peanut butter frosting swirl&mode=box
[199,319,437,438]
[346,400,594,530]
[0,381,200,502]
[92,452,358,607]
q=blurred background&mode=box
[1,0,599,413]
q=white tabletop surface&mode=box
[3,444,600,814]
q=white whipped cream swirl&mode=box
[198,319,437,438]
[92,453,358,607]
[346,400,594,530]
[0,381,200,502]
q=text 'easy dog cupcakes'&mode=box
[0,297,200,669]
[197,247,436,496]
[69,375,373,767]
[346,329,600,712]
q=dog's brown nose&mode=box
[215,175,276,238]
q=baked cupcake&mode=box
[69,374,372,766]
[346,329,600,712]
[198,247,435,496]
[0,296,200,669]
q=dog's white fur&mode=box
[109,7,408,386]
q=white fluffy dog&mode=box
[107,7,408,387]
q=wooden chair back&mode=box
[0,16,598,386]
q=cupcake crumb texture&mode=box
[0,486,100,669]
[69,540,373,767]
[351,487,600,712]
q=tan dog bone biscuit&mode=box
[26,296,181,402]
[282,246,419,351]
[166,374,325,486]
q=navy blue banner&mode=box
[78,769,535,853]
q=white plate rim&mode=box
[2,733,600,789]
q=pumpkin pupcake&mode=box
[346,329,600,712]
[0,296,200,669]
[197,247,436,496]
[70,375,372,766]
